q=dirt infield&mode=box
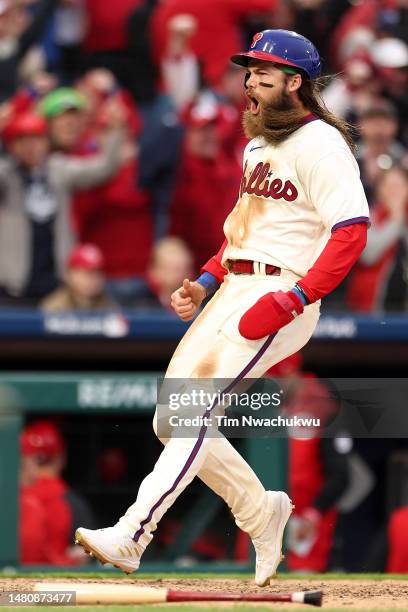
[1,577,407,609]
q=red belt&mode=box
[227,260,281,276]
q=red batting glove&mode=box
[239,290,304,340]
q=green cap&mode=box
[39,88,87,118]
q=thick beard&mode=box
[242,89,309,145]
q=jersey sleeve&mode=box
[297,222,368,303]
[201,239,229,284]
[300,148,370,230]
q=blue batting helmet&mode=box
[230,29,321,80]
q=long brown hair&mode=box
[298,77,356,152]
[243,75,356,153]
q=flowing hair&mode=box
[243,74,356,153]
[298,77,356,152]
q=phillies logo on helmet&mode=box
[250,32,263,49]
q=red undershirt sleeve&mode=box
[297,222,368,303]
[201,239,229,284]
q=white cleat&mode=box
[252,491,294,587]
[75,526,142,574]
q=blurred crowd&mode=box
[0,0,408,312]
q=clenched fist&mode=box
[171,278,206,321]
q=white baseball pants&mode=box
[118,269,320,551]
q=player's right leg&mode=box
[75,284,235,571]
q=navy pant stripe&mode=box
[133,333,276,543]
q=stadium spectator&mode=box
[387,505,408,572]
[72,89,153,307]
[0,106,124,305]
[373,38,408,143]
[333,436,403,572]
[136,93,183,240]
[329,1,376,67]
[151,0,278,88]
[41,243,115,311]
[81,0,156,103]
[288,0,350,67]
[161,13,199,111]
[322,53,380,121]
[20,442,46,564]
[82,0,138,56]
[347,165,408,313]
[20,419,94,565]
[169,96,241,271]
[356,100,405,202]
[39,87,89,153]
[268,354,348,573]
[75,68,118,119]
[126,0,159,104]
[216,62,248,168]
[366,503,408,572]
[0,0,59,102]
[51,0,86,83]
[141,236,194,309]
[377,1,408,43]
[74,69,147,153]
[234,354,348,570]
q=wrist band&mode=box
[291,284,310,305]
[195,272,220,296]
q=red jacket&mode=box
[169,148,240,271]
[347,204,399,312]
[21,476,77,565]
[387,506,408,572]
[286,378,338,572]
[73,160,153,279]
[151,0,276,86]
[20,487,47,564]
[84,0,144,52]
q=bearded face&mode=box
[242,60,309,145]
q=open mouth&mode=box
[248,95,260,115]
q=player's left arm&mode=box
[296,221,367,302]
[239,148,370,340]
[296,146,370,302]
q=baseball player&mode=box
[76,30,369,585]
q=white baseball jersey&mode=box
[222,118,370,277]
